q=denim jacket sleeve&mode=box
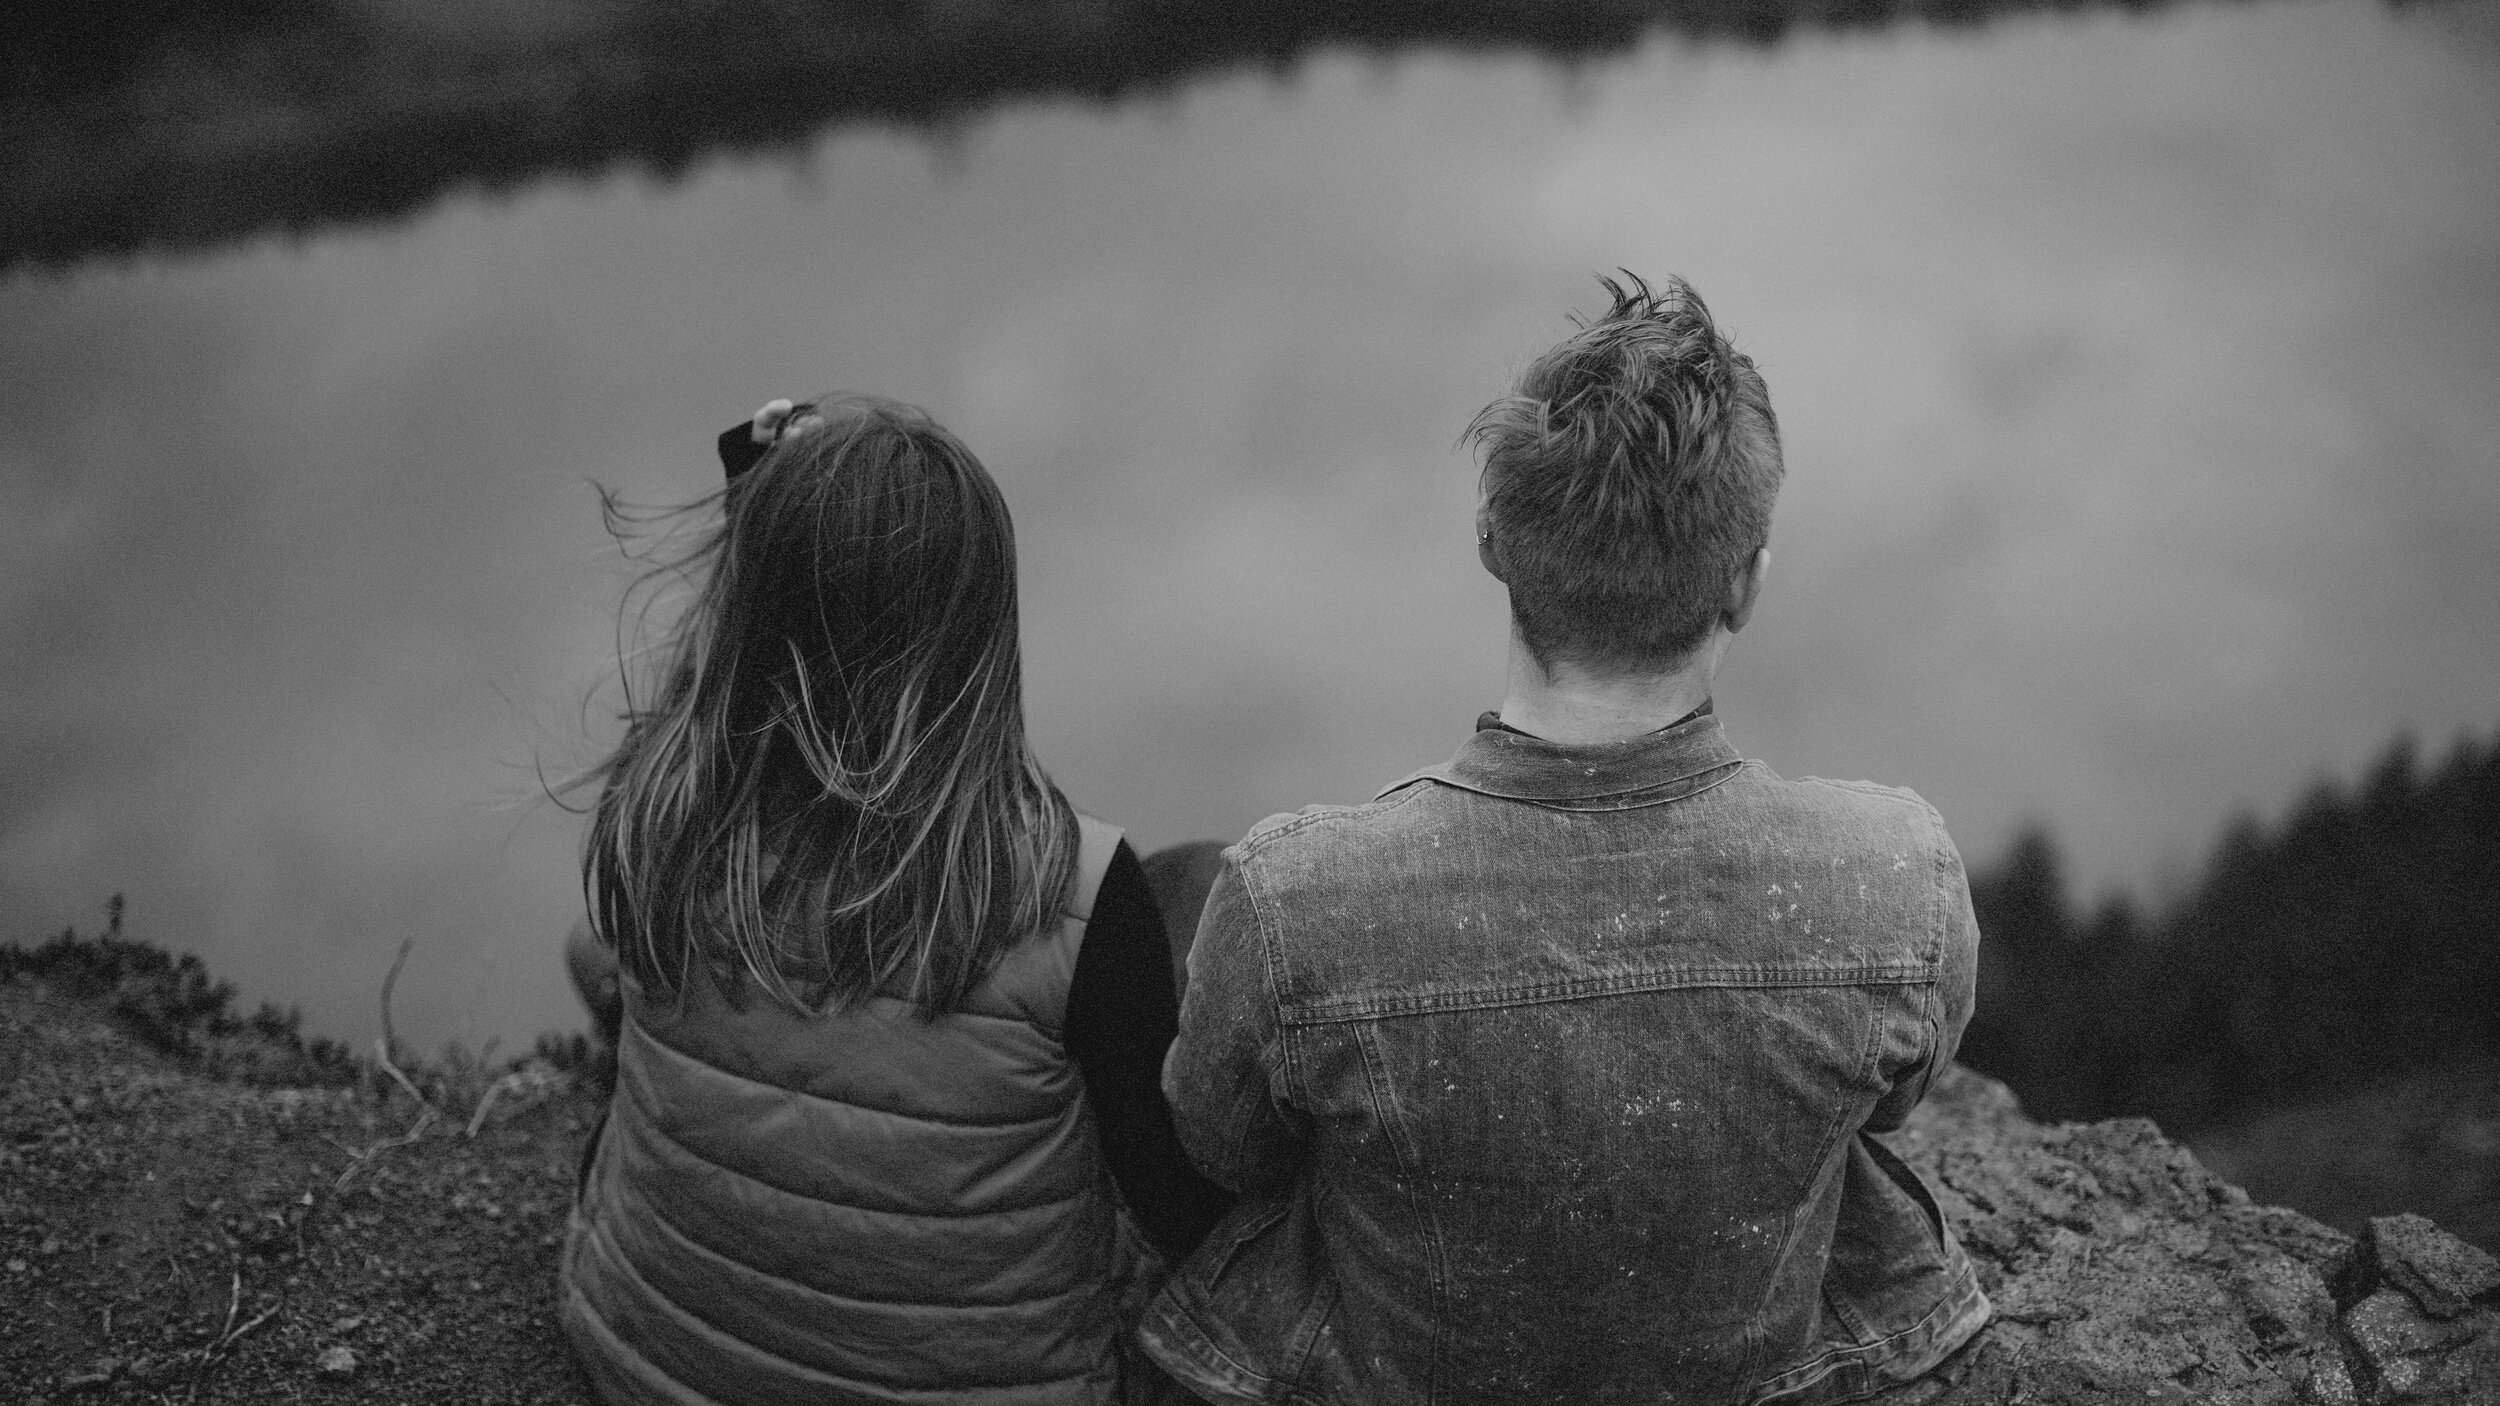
[1866,824,1981,1133]
[1160,844,1309,1195]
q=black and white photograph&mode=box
[3,0,2497,1401]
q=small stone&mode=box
[57,1357,120,1392]
[3,1259,24,1274]
[2298,1352,2359,1406]
[2367,1213,2500,1319]
[2341,1287,2465,1398]
[313,1345,358,1380]
[329,1315,362,1334]
[2237,1253,2338,1346]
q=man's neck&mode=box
[1496,633,1722,745]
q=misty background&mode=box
[3,0,2496,1074]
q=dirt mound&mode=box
[1,974,599,1404]
[6,972,2495,1403]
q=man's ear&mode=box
[1476,505,1503,580]
[1724,547,1770,633]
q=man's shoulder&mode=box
[1737,763,1955,843]
[1229,761,1957,851]
[1221,757,1965,918]
[1232,778,1442,858]
[1216,774,1469,903]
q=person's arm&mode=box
[1867,833,1980,1132]
[1160,846,1308,1195]
[1065,842,1233,1262]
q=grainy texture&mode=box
[6,971,2494,1402]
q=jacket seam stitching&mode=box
[1238,782,1437,852]
[1148,1291,1283,1398]
[1911,803,1953,1109]
[1752,1265,1983,1399]
[1283,966,1934,1024]
[1352,1024,1450,1406]
[1275,1268,1343,1394]
[1738,978,1892,1388]
[1233,845,1307,1164]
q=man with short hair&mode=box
[1138,274,1988,1404]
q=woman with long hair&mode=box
[560,396,1225,1405]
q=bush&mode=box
[1,895,360,1088]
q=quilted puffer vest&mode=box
[562,815,1132,1405]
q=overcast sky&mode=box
[2,0,2494,1053]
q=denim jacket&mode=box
[1139,713,1988,1405]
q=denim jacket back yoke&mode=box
[1140,713,1990,1406]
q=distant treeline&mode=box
[1,893,602,1093]
[0,893,361,1087]
[1959,724,2500,1134]
[2,0,2209,272]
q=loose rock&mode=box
[2358,1213,2500,1320]
[1885,1067,2500,1405]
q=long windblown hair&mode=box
[581,396,1078,1017]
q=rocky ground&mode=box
[1,975,597,1404]
[1889,1067,2500,1404]
[5,968,2497,1404]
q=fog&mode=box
[2,0,2494,1055]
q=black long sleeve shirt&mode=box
[1067,841,1233,1263]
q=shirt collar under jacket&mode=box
[1387,703,1745,811]
[1475,697,1712,740]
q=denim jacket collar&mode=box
[1384,709,1747,812]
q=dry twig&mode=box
[464,1071,532,1139]
[181,1266,248,1402]
[216,1266,240,1344]
[372,935,443,1124]
[185,1300,282,1401]
[379,935,414,1063]
[328,1107,438,1194]
[374,1037,433,1110]
[220,1303,280,1351]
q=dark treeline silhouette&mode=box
[3,0,2218,272]
[1958,724,2500,1135]
[0,892,361,1087]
